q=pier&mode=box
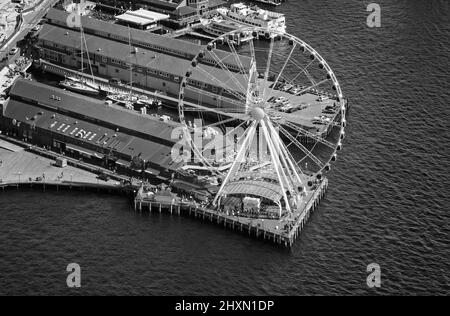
[133,178,328,248]
[0,135,329,248]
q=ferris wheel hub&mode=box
[250,107,266,121]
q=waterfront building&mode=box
[0,79,184,179]
[37,9,251,107]
[115,9,169,30]
[136,0,226,27]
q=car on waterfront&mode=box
[109,78,122,85]
[317,95,329,102]
[281,84,293,92]
[312,115,332,124]
[97,173,110,182]
[9,47,19,56]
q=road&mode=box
[0,0,58,62]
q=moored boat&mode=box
[200,17,253,45]
[60,78,100,96]
[217,3,286,36]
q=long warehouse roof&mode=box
[44,8,252,70]
[9,79,181,145]
[38,23,248,90]
[3,99,182,171]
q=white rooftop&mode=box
[116,9,170,26]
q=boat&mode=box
[200,17,253,44]
[253,0,283,6]
[59,4,100,96]
[106,27,161,111]
[65,75,99,90]
[60,78,99,96]
[106,91,159,109]
[217,3,286,36]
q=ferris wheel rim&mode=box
[177,26,347,177]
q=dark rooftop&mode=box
[45,8,200,57]
[38,24,248,90]
[9,79,181,145]
[3,98,183,171]
[44,9,253,71]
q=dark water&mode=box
[0,0,449,295]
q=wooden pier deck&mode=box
[133,178,328,247]
[0,136,329,247]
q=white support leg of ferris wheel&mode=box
[262,36,275,101]
[263,120,297,197]
[264,120,295,196]
[266,119,304,189]
[212,121,258,206]
[260,120,291,215]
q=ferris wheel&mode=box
[177,27,347,216]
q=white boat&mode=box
[65,75,99,90]
[200,17,253,44]
[107,91,159,108]
[253,0,283,6]
[59,4,100,96]
[60,78,99,96]
[217,3,286,36]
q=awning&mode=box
[66,144,93,157]
[144,167,161,176]
[223,180,283,202]
[94,152,104,159]
[116,159,129,167]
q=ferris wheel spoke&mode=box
[248,37,256,67]
[261,36,275,100]
[201,119,252,156]
[194,66,247,103]
[293,78,330,96]
[223,125,248,144]
[182,107,246,113]
[181,98,248,120]
[266,119,306,182]
[283,120,336,149]
[208,50,248,94]
[185,84,246,110]
[213,121,258,206]
[202,115,250,130]
[182,127,221,174]
[227,40,249,82]
[265,119,301,191]
[277,124,325,169]
[269,42,297,100]
[266,77,331,111]
[260,120,292,213]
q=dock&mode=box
[133,177,328,248]
[0,135,329,248]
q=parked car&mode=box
[317,95,329,102]
[9,47,19,55]
[97,173,110,182]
